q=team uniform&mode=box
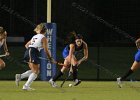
[134,49,140,62]
[62,43,84,59]
[49,42,84,87]
[24,34,45,64]
[15,23,53,90]
[49,33,88,87]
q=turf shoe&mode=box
[22,85,35,91]
[74,79,81,86]
[49,78,58,88]
[15,74,21,86]
[117,77,122,88]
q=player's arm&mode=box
[77,41,88,65]
[25,40,31,49]
[42,37,56,63]
[68,44,75,63]
[3,31,9,56]
[83,41,88,60]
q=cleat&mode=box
[117,77,122,88]
[74,79,81,86]
[15,74,21,86]
[49,79,58,88]
[22,85,35,91]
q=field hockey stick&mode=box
[60,64,73,87]
[39,57,64,66]
[0,54,6,57]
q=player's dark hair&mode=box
[65,31,83,44]
[75,34,83,39]
[66,31,77,44]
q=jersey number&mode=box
[31,38,37,45]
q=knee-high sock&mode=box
[25,73,37,87]
[53,71,63,82]
[72,65,78,81]
[121,69,133,81]
[21,70,32,79]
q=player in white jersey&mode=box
[15,23,56,90]
[0,27,10,70]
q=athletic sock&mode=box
[72,65,78,81]
[121,69,134,81]
[21,70,32,79]
[53,71,63,82]
[24,73,37,87]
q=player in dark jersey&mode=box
[0,27,9,70]
[49,32,88,87]
[117,38,140,88]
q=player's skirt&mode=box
[23,47,40,64]
[135,49,140,62]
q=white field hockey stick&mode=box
[0,54,6,57]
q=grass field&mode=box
[0,81,140,100]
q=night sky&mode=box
[0,0,140,45]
